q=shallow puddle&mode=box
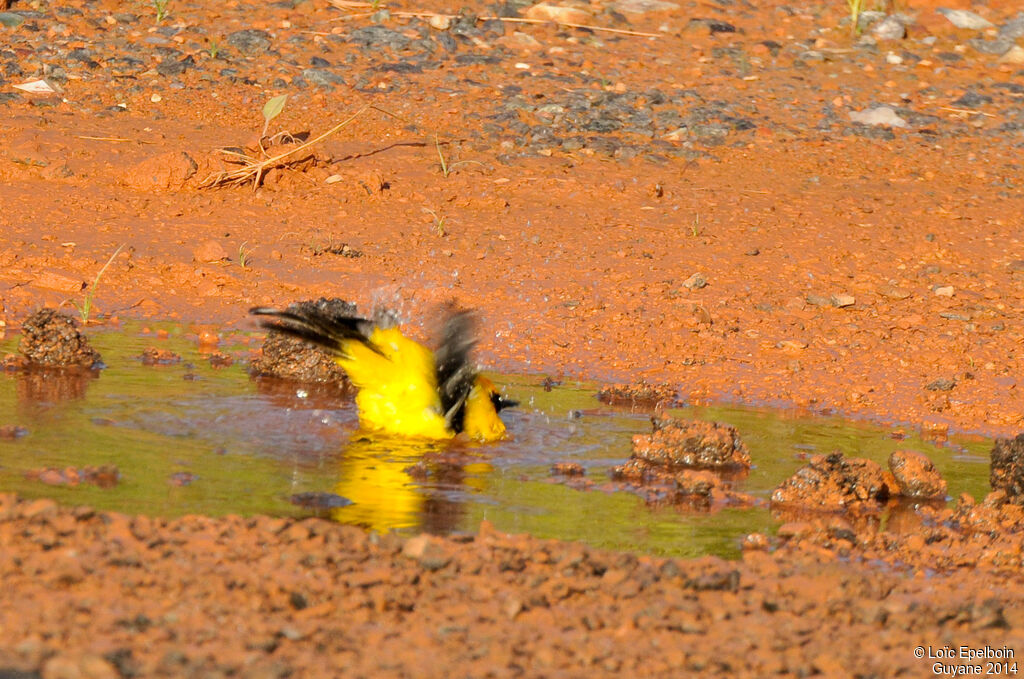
[0,322,993,558]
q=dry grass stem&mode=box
[76,136,155,144]
[200,104,400,190]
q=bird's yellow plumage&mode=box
[339,326,455,440]
[250,304,515,442]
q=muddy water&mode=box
[0,323,992,558]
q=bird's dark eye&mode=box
[490,391,518,412]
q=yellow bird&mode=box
[250,304,516,442]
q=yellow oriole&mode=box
[250,305,516,442]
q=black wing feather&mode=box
[433,308,479,433]
[250,302,382,358]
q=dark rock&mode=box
[157,55,194,77]
[691,123,729,144]
[451,14,482,38]
[153,46,183,59]
[66,48,93,62]
[481,18,506,36]
[436,32,457,52]
[993,83,1024,96]
[583,117,622,133]
[373,61,423,73]
[847,124,895,141]
[109,56,145,71]
[926,378,956,392]
[686,17,737,34]
[999,12,1024,40]
[953,91,993,108]
[347,26,410,50]
[968,37,1014,55]
[226,29,272,55]
[302,68,344,87]
[454,54,501,65]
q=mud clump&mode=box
[611,417,755,508]
[991,434,1024,505]
[250,298,355,385]
[169,471,197,487]
[771,452,892,510]
[551,462,585,477]
[207,352,234,368]
[775,488,1024,574]
[18,309,102,369]
[26,465,119,488]
[120,150,199,191]
[0,425,29,440]
[631,416,752,469]
[140,347,182,365]
[597,380,678,408]
[289,492,353,512]
[888,449,947,499]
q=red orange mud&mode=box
[2,0,1024,674]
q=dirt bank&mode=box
[1,493,1022,678]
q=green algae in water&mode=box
[0,323,993,559]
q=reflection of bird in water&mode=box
[251,303,515,533]
[250,305,516,441]
[332,437,491,534]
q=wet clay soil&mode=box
[2,0,1024,674]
